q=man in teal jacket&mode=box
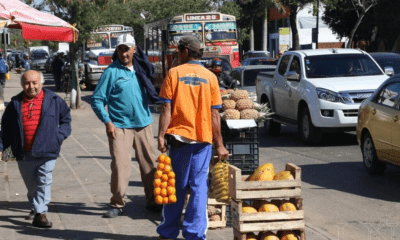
[91,34,160,218]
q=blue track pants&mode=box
[157,143,212,240]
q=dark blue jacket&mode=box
[112,46,159,103]
[0,88,71,160]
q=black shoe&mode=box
[103,208,123,218]
[25,210,35,220]
[32,213,52,228]
[146,204,163,213]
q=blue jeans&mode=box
[17,152,57,214]
[157,143,212,240]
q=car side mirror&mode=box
[384,66,394,76]
[285,71,300,81]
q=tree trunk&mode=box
[346,11,366,48]
[262,6,268,51]
[289,7,300,50]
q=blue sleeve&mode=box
[91,69,113,124]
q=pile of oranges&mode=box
[154,153,177,205]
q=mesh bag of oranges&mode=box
[154,153,177,205]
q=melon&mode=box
[280,230,298,240]
[258,202,279,212]
[249,163,274,181]
[280,201,297,211]
[273,171,294,180]
[259,231,279,240]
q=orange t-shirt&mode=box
[159,61,222,144]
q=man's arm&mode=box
[158,102,171,153]
[212,109,229,160]
[57,98,72,140]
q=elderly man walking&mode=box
[157,36,229,240]
[91,33,160,218]
[0,70,71,228]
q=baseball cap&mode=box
[117,34,136,48]
[178,35,203,54]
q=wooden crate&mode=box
[233,227,306,240]
[229,163,302,200]
[231,198,305,233]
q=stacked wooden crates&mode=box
[221,120,260,227]
[229,163,306,240]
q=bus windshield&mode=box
[168,23,202,47]
[86,33,109,50]
[204,21,236,42]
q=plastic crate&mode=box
[221,121,258,144]
[226,142,259,175]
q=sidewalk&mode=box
[0,70,334,240]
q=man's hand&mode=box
[215,145,229,161]
[0,151,3,162]
[158,135,168,153]
[106,121,117,139]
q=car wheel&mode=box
[299,106,322,145]
[263,99,281,136]
[361,132,386,174]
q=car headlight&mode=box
[316,88,345,103]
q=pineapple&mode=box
[221,89,234,96]
[222,100,236,111]
[236,99,254,111]
[240,109,259,119]
[230,90,249,101]
[221,109,240,120]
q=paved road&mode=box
[4,70,398,240]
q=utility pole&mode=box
[316,0,319,49]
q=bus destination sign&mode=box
[95,25,124,32]
[168,23,202,32]
[185,14,220,21]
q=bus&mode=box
[83,24,134,90]
[143,12,239,90]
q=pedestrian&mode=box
[91,33,161,218]
[15,53,21,68]
[157,35,229,240]
[0,70,71,228]
[0,53,9,88]
[21,54,31,71]
[52,52,65,90]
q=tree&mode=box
[373,0,400,51]
[324,0,377,48]
[220,1,249,45]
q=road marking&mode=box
[93,134,140,172]
[60,153,117,234]
[70,134,110,175]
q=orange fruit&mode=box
[155,195,163,204]
[163,197,169,204]
[168,179,175,187]
[157,163,165,171]
[167,186,176,195]
[161,188,168,197]
[158,154,166,163]
[161,174,169,182]
[154,170,163,179]
[168,195,177,203]
[160,181,168,189]
[154,187,161,196]
[168,171,175,179]
[163,165,171,174]
[164,157,171,165]
[153,179,161,188]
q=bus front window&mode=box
[86,33,110,50]
[204,22,237,42]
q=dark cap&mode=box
[179,35,203,54]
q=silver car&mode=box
[31,51,49,70]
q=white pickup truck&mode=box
[255,49,393,144]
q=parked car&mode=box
[357,75,400,174]
[30,50,49,70]
[242,51,271,61]
[255,49,390,144]
[369,52,400,75]
[45,56,53,73]
[241,57,278,66]
[231,65,276,102]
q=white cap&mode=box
[117,34,136,48]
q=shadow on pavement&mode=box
[300,161,400,202]
[258,124,359,148]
